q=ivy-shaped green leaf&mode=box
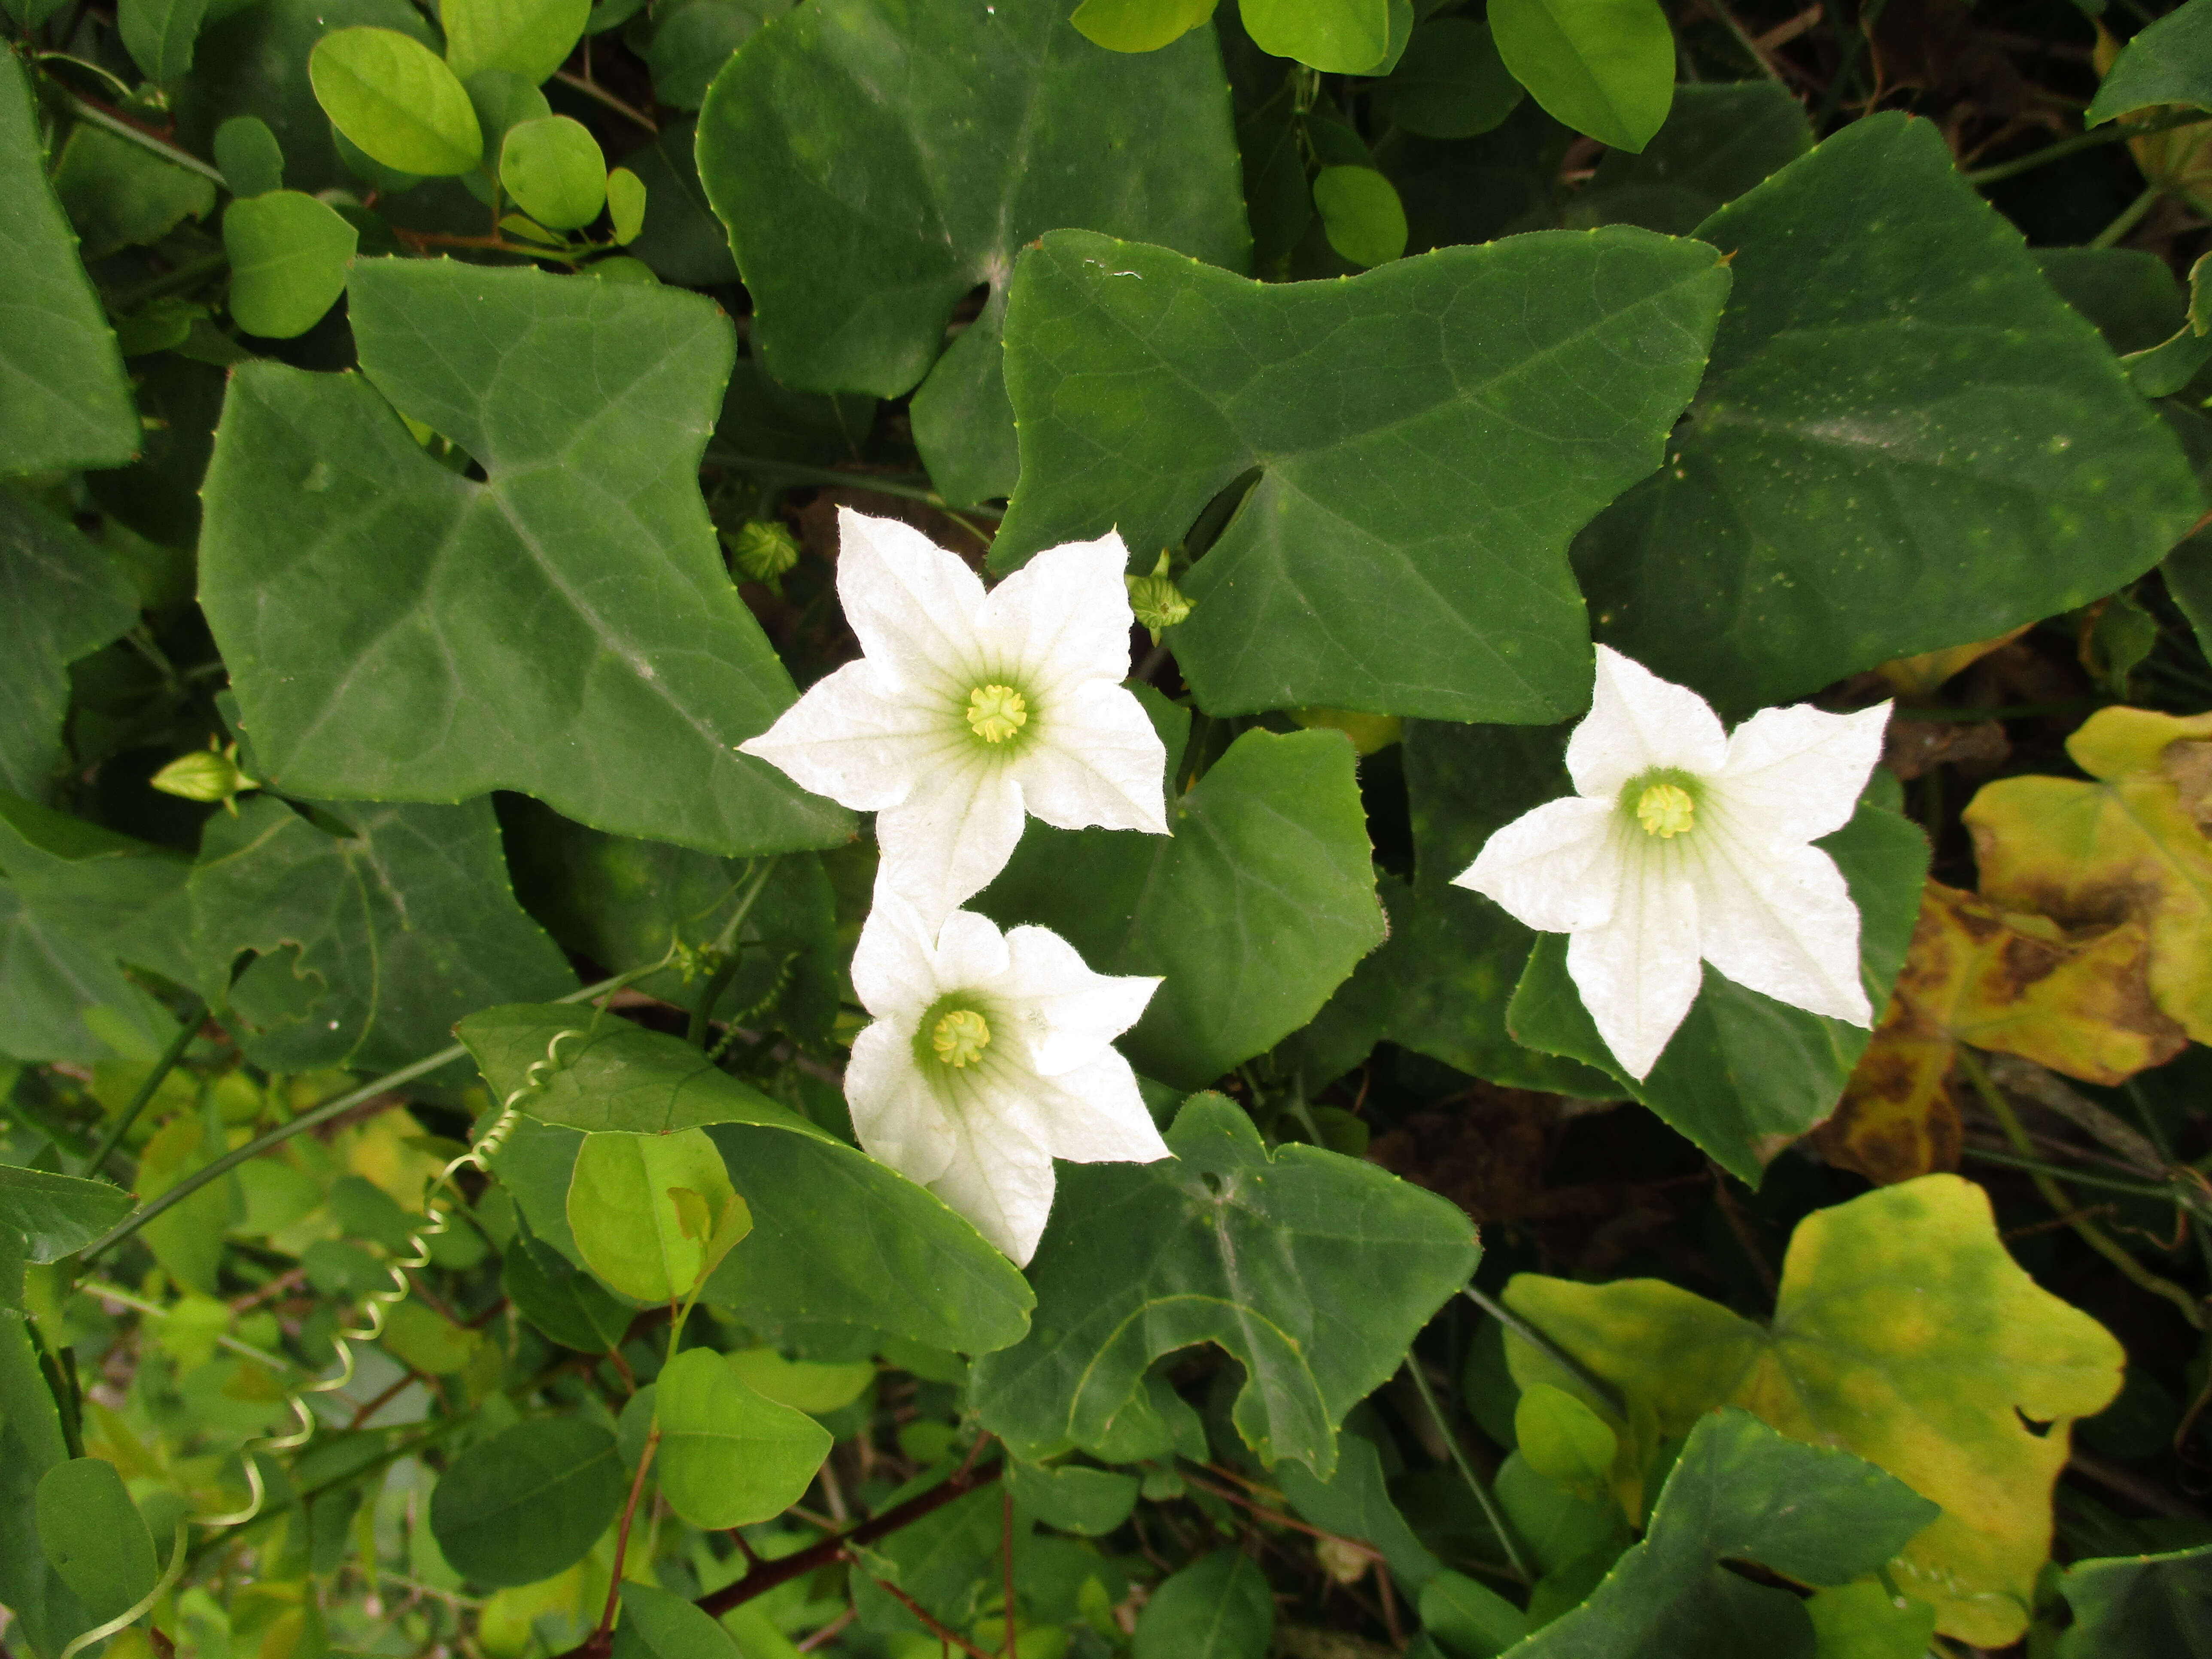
[695,0,1250,503]
[971,1093,1478,1479]
[1572,114,2203,713]
[0,497,139,801]
[199,258,852,856]
[991,228,1728,723]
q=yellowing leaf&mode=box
[1503,1175,2125,1647]
[1815,881,2185,1185]
[1964,706,2212,1044]
[1872,625,2031,701]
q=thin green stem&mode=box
[1959,1145,2182,1203]
[82,1001,205,1176]
[81,970,637,1264]
[1703,0,1784,83]
[690,857,778,1045]
[552,70,657,134]
[2090,182,2163,251]
[2129,1081,2212,1285]
[57,93,227,188]
[1404,1358,1530,1582]
[1956,1048,2203,1329]
[1962,108,2212,187]
[705,447,1003,517]
[1462,1286,1627,1417]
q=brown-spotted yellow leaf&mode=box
[1503,1175,2125,1647]
[1965,707,2212,1044]
[1815,881,2185,1184]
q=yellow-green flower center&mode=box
[1635,782,1695,839]
[966,684,1028,744]
[930,1008,991,1068]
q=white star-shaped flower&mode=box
[739,508,1169,926]
[1455,646,1892,1081]
[844,894,1170,1264]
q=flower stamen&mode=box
[930,1008,991,1068]
[966,684,1028,744]
[1635,782,1695,839]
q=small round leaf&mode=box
[309,27,484,176]
[1311,165,1407,268]
[1372,18,1525,140]
[500,115,608,230]
[213,115,285,197]
[1069,0,1217,53]
[223,191,358,339]
[654,1347,832,1529]
[444,0,592,84]
[428,1418,627,1587]
[565,1126,735,1301]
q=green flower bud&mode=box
[151,743,260,811]
[1125,549,1191,645]
[731,520,802,584]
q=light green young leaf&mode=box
[443,0,591,84]
[1515,1382,1618,1496]
[213,115,285,196]
[1805,1581,1940,1659]
[0,56,138,476]
[223,191,358,338]
[696,0,1249,504]
[979,728,1384,1091]
[36,1459,159,1625]
[1240,0,1389,73]
[654,1347,831,1528]
[606,166,645,242]
[119,0,209,81]
[991,228,1726,722]
[198,259,849,855]
[1419,1568,1529,1659]
[1312,165,1407,266]
[972,1094,1478,1480]
[1489,0,1673,152]
[1566,79,1810,235]
[566,1127,734,1301]
[428,1418,627,1587]
[1070,0,1217,52]
[499,115,605,229]
[1573,114,2203,713]
[309,27,484,175]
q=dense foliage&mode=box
[5,0,2212,1656]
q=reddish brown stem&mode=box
[860,1567,994,1659]
[594,1424,660,1642]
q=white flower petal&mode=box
[924,1068,1060,1264]
[1024,1047,1170,1165]
[1000,924,1158,1076]
[1717,700,1891,847]
[873,754,1028,927]
[1565,836,1703,1081]
[931,907,1013,994]
[1454,796,1622,933]
[1568,644,1728,801]
[835,507,988,695]
[1014,679,1170,836]
[975,530,1136,693]
[844,1019,956,1186]
[1689,819,1872,1025]
[738,659,939,812]
[850,891,940,1017]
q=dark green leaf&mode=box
[972,1093,1478,1479]
[466,1005,1035,1353]
[979,727,1385,1090]
[49,126,217,260]
[0,1167,133,1263]
[1567,80,1809,236]
[696,0,1249,504]
[502,1228,634,1350]
[1419,1568,1528,1658]
[1006,1460,1140,1536]
[1514,1410,1936,1657]
[1573,114,2203,712]
[189,794,575,1074]
[639,0,786,110]
[1372,18,1523,139]
[199,258,851,855]
[2088,0,2212,124]
[2033,248,2185,356]
[0,497,139,802]
[428,1418,627,1587]
[1506,801,1929,1183]
[35,1458,158,1624]
[2058,1544,2212,1657]
[0,56,138,476]
[119,0,210,82]
[223,191,358,339]
[992,228,1727,722]
[1277,1424,1444,1588]
[1131,1550,1273,1659]
[1488,0,1672,153]
[620,117,738,284]
[654,1346,830,1528]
